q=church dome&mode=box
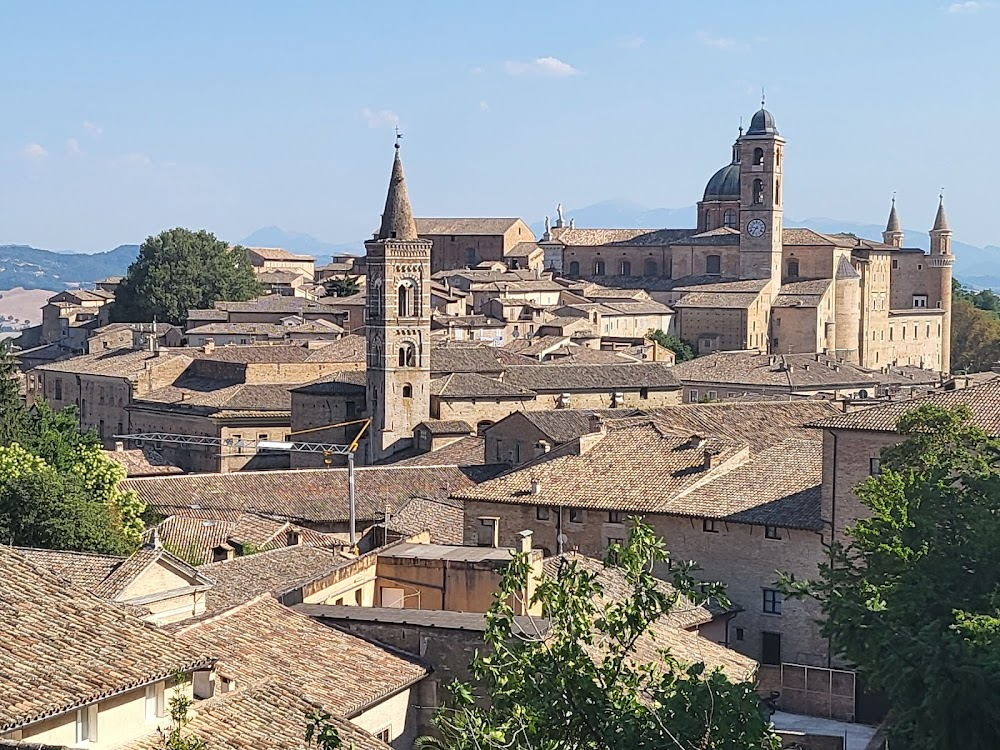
[703,162,741,200]
[746,107,778,136]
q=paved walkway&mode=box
[772,711,877,750]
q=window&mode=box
[763,588,783,615]
[762,631,782,665]
[398,343,417,367]
[753,147,764,166]
[688,389,698,402]
[706,255,721,275]
[892,258,899,269]
[477,517,499,547]
[707,390,718,400]
[703,519,718,533]
[765,525,782,540]
[735,627,745,641]
[913,295,928,308]
[606,537,625,562]
[54,379,63,400]
[376,728,392,743]
[402,383,412,398]
[639,387,649,399]
[569,508,585,523]
[146,683,165,721]
[397,283,414,317]
[568,260,580,276]
[608,511,624,524]
[869,457,881,476]
[643,258,658,276]
[786,259,799,278]
[753,178,764,205]
[536,506,550,521]
[594,259,606,275]
[465,247,477,267]
[620,260,631,276]
[76,704,98,744]
[723,209,736,228]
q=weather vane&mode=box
[394,125,403,147]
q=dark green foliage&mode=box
[0,343,25,446]
[782,404,1000,749]
[111,228,261,325]
[161,672,205,750]
[20,400,99,470]
[422,520,780,750]
[305,711,343,749]
[952,280,1000,372]
[323,276,360,298]
[646,328,695,362]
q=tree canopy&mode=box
[323,276,360,298]
[952,281,1000,372]
[646,328,695,362]
[782,404,1000,749]
[420,520,779,750]
[111,228,261,325]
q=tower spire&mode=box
[932,191,950,232]
[885,193,901,232]
[883,192,903,247]
[376,141,418,242]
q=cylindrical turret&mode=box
[929,195,954,373]
[834,255,862,364]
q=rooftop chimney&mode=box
[530,479,542,496]
[588,414,603,433]
[518,529,533,555]
[703,448,719,470]
[114,441,125,453]
[202,339,216,355]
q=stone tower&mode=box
[882,196,904,248]
[833,255,862,364]
[738,105,785,281]
[364,143,433,461]
[929,195,954,373]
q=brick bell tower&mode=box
[364,140,432,461]
[738,101,785,282]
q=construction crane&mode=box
[115,418,372,547]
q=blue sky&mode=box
[0,0,996,251]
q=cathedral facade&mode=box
[539,106,954,373]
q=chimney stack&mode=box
[703,448,718,470]
[588,414,602,433]
[202,339,216,355]
[530,479,542,495]
[114,441,125,452]
[518,529,533,555]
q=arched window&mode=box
[787,259,799,278]
[620,260,631,276]
[402,383,413,398]
[753,147,764,166]
[398,343,417,368]
[465,248,477,267]
[706,255,721,275]
[643,259,658,277]
[568,260,580,277]
[723,209,736,228]
[752,179,764,205]
[397,282,415,317]
[594,259,606,275]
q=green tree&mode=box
[305,711,343,749]
[782,404,1000,749]
[111,228,261,325]
[323,276,360,298]
[951,297,1000,373]
[161,672,205,750]
[0,444,131,554]
[71,445,147,548]
[646,328,695,362]
[0,342,25,446]
[422,520,779,750]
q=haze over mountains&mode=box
[2,199,998,292]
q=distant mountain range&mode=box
[3,200,998,292]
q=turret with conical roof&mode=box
[930,194,952,256]
[364,142,433,461]
[928,193,955,373]
[882,195,904,247]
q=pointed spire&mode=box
[885,193,901,233]
[376,142,418,242]
[932,192,950,232]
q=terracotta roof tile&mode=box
[173,597,428,716]
[416,217,523,235]
[103,446,184,477]
[0,548,212,731]
[34,349,193,377]
[386,496,466,545]
[431,372,536,399]
[502,363,679,392]
[415,419,473,435]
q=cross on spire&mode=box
[394,125,403,149]
[761,87,766,108]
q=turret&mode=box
[882,195,904,248]
[929,194,954,373]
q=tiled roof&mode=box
[551,228,695,247]
[510,408,623,443]
[187,308,229,322]
[216,297,339,315]
[123,682,392,750]
[773,279,832,307]
[502,362,679,392]
[182,336,365,365]
[386,496,466,544]
[416,217,523,235]
[672,292,761,309]
[256,270,305,283]
[430,344,507,374]
[290,369,367,396]
[124,466,479,525]
[13,548,122,590]
[150,513,341,566]
[782,228,853,246]
[390,436,489,470]
[0,548,213,731]
[670,351,901,390]
[431,372,536,399]
[133,380,293,413]
[34,349,192,376]
[505,240,541,258]
[671,279,771,294]
[810,379,1000,434]
[245,246,313,261]
[185,320,343,336]
[173,596,428,716]
[103,446,184,477]
[416,419,474,435]
[680,227,742,246]
[199,546,355,612]
[454,422,747,512]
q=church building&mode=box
[539,105,954,373]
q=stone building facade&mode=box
[539,105,954,373]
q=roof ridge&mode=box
[174,593,276,633]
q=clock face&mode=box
[747,219,766,238]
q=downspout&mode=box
[827,428,838,669]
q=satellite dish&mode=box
[557,533,568,545]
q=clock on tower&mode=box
[747,219,766,237]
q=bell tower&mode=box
[364,141,432,460]
[738,103,785,281]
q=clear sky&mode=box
[0,0,996,251]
